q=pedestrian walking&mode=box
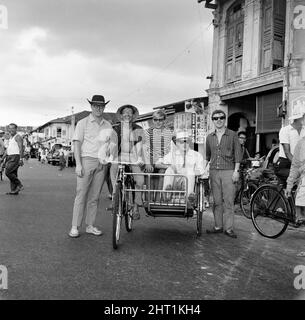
[38,145,43,161]
[0,123,24,195]
[206,110,242,238]
[69,94,116,238]
[63,147,69,168]
[40,147,47,164]
[58,146,65,171]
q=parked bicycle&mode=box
[250,182,298,238]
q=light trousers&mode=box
[72,157,106,227]
[209,169,235,232]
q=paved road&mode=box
[0,159,304,300]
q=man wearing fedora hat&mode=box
[110,104,146,220]
[69,94,116,238]
[276,103,305,186]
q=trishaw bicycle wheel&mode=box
[112,182,123,249]
[250,185,289,238]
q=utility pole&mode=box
[71,106,75,146]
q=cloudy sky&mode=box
[0,0,213,127]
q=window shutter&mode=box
[225,1,244,83]
[272,0,286,69]
[256,91,282,134]
[261,0,286,73]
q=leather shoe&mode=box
[224,230,237,238]
[206,227,223,234]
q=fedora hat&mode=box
[289,100,305,121]
[87,95,110,105]
[116,104,139,121]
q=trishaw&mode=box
[111,161,205,249]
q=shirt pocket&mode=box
[224,140,233,157]
[84,126,97,140]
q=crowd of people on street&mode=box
[2,93,305,240]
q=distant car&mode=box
[30,147,38,158]
[47,144,62,165]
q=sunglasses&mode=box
[177,139,190,144]
[153,118,165,122]
[212,116,225,121]
[92,104,105,109]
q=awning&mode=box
[221,81,283,101]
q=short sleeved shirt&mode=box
[73,113,113,158]
[278,125,305,158]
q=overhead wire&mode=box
[124,32,202,100]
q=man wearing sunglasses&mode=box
[206,110,242,238]
[144,110,174,200]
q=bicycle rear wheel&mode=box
[112,182,123,249]
[240,183,257,219]
[250,185,289,238]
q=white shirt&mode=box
[73,114,114,158]
[279,125,305,158]
[158,147,206,176]
[7,134,20,156]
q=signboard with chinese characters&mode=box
[174,100,208,144]
[292,95,305,113]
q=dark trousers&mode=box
[203,178,210,198]
[59,155,65,170]
[106,163,113,194]
[275,157,291,187]
[5,155,22,191]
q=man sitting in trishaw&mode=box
[156,131,207,207]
